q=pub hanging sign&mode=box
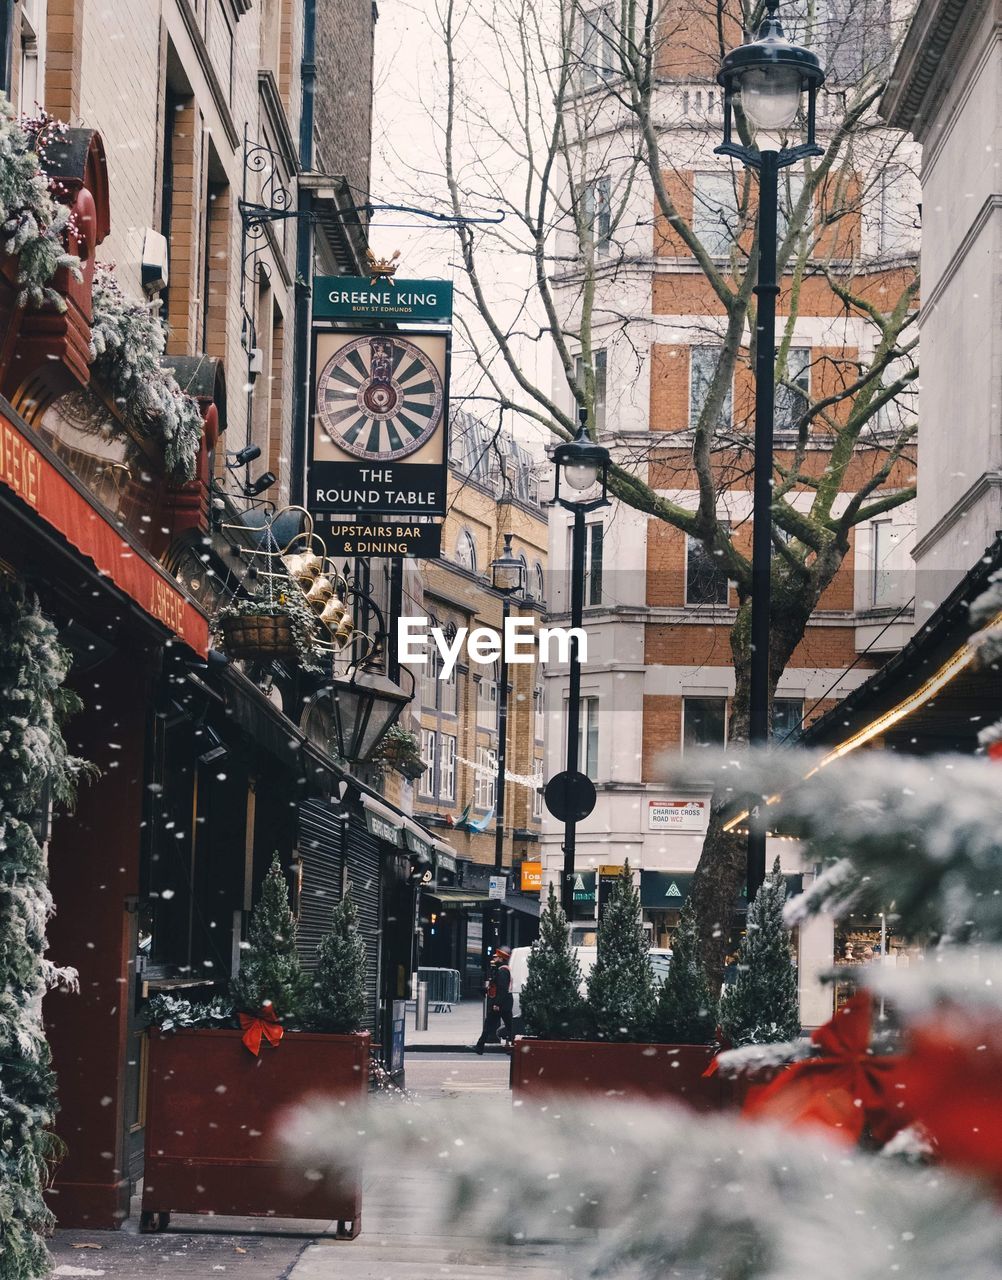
[308,328,449,518]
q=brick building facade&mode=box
[541,0,920,1022]
[405,412,548,989]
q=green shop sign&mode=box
[313,277,453,323]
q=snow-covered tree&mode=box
[0,584,87,1279]
[719,857,801,1046]
[520,883,587,1040]
[231,856,309,1024]
[308,891,367,1034]
[653,898,717,1045]
[587,863,655,1042]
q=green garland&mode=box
[0,581,87,1279]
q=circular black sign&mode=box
[544,770,597,823]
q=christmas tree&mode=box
[653,898,717,1044]
[0,584,86,1279]
[520,884,587,1040]
[718,857,801,1047]
[587,862,656,1042]
[231,855,310,1023]
[308,890,367,1034]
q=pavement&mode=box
[46,1053,568,1280]
[404,997,511,1051]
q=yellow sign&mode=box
[520,861,542,892]
[600,864,624,877]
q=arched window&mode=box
[534,561,545,604]
[456,529,478,573]
[519,553,529,595]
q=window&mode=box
[534,685,545,741]
[689,346,732,432]
[575,349,607,431]
[421,647,441,710]
[693,172,738,257]
[775,347,811,435]
[532,763,544,820]
[439,664,458,716]
[477,662,499,729]
[871,520,899,608]
[686,535,729,606]
[569,522,604,606]
[574,697,599,779]
[772,698,804,744]
[582,176,611,254]
[873,354,918,436]
[17,1,38,108]
[419,729,437,798]
[534,562,546,605]
[579,4,616,88]
[456,529,478,573]
[777,173,808,243]
[475,746,497,809]
[439,734,456,802]
[682,697,727,750]
[872,168,916,258]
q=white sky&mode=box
[370,0,551,454]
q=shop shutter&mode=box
[296,800,344,965]
[345,813,382,1039]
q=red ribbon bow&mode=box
[238,1004,284,1056]
[741,992,910,1145]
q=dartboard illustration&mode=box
[316,334,445,461]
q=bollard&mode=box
[415,980,429,1031]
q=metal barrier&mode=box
[416,967,462,1011]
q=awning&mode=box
[360,793,405,847]
[425,887,492,909]
[431,836,457,875]
[504,893,540,918]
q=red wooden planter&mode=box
[141,1028,369,1236]
[511,1037,724,1111]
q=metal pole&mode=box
[561,506,587,917]
[747,148,779,902]
[289,0,317,507]
[494,594,511,947]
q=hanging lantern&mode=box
[283,550,322,583]
[304,574,335,609]
[320,595,347,628]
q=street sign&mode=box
[311,518,441,559]
[313,277,453,323]
[488,874,507,901]
[647,798,709,832]
[308,329,450,518]
[544,770,597,823]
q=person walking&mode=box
[474,946,513,1054]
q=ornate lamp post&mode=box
[716,0,825,900]
[488,531,526,950]
[549,409,610,918]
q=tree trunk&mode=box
[687,587,816,986]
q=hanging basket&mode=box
[221,613,296,660]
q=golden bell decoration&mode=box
[283,551,322,583]
[304,575,335,609]
[333,615,355,646]
[320,596,347,628]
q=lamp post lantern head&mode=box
[552,407,611,510]
[717,0,825,161]
[491,531,526,597]
[329,663,412,763]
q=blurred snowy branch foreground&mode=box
[280,1094,1002,1280]
[658,748,1002,941]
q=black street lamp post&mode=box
[716,0,825,900]
[489,532,526,949]
[550,409,610,918]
